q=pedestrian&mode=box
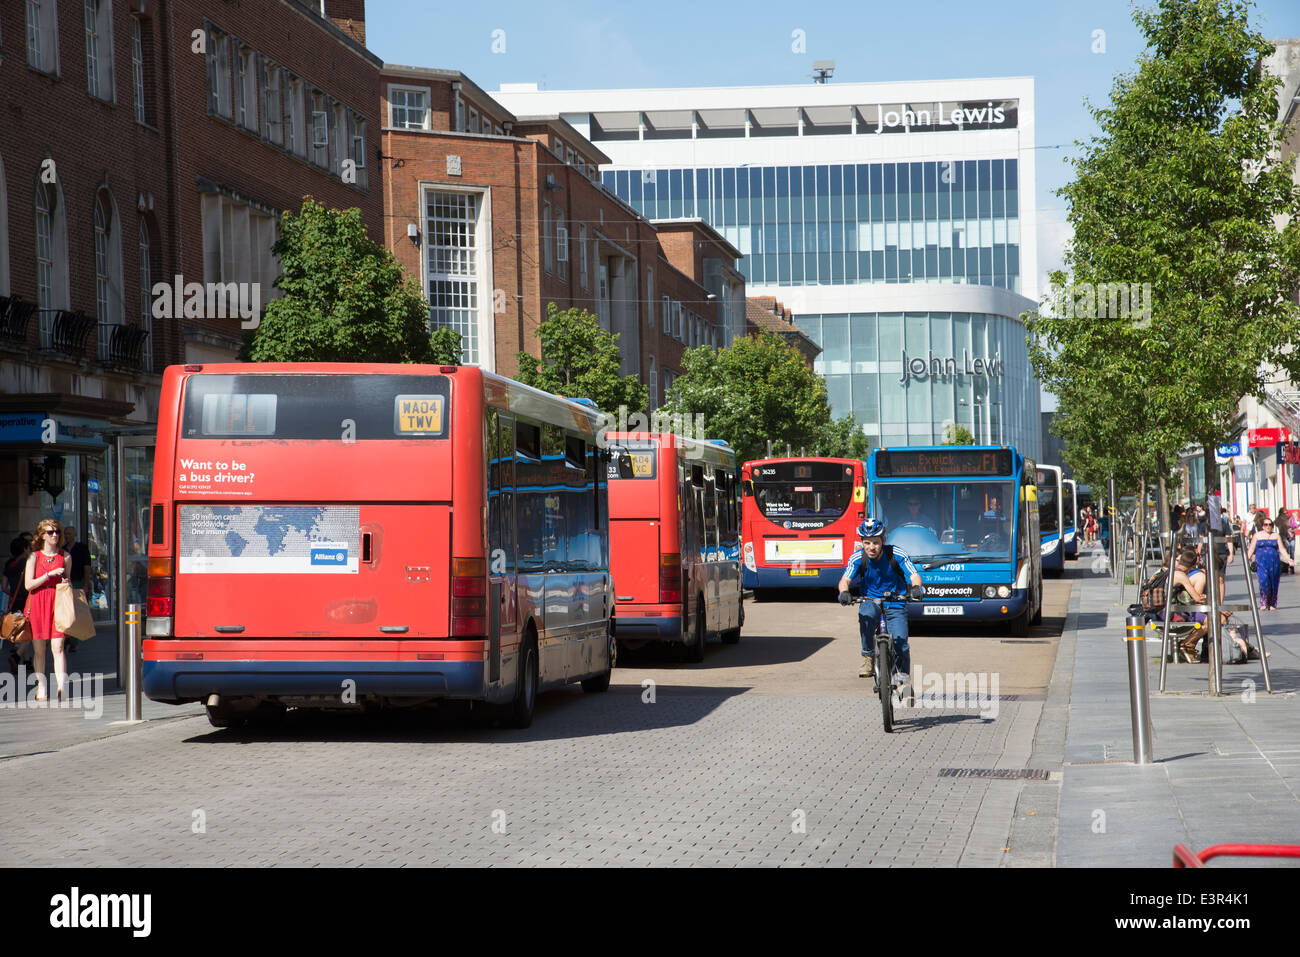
[1274,509,1293,575]
[60,526,93,653]
[24,518,70,702]
[3,534,35,673]
[1248,516,1293,611]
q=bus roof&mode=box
[605,431,736,466]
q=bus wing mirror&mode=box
[617,453,636,479]
[742,480,754,498]
[853,485,865,503]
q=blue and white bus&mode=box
[866,446,1043,636]
[1037,465,1064,575]
[1062,478,1078,560]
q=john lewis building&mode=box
[495,78,1041,457]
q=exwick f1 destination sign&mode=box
[876,449,1012,477]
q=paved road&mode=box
[0,582,1070,867]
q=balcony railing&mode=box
[0,295,39,344]
[98,322,151,370]
[46,310,96,357]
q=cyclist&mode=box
[837,518,925,686]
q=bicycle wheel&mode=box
[875,631,894,733]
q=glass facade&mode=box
[796,312,1036,454]
[604,159,1020,292]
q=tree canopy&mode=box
[244,198,461,364]
[1025,0,1300,501]
[515,303,648,418]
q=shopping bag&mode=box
[54,583,96,640]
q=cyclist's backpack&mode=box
[882,545,908,584]
[1139,568,1169,612]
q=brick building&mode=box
[0,0,381,624]
[379,65,739,409]
[745,296,821,367]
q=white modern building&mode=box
[496,77,1041,457]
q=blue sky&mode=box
[369,0,1300,413]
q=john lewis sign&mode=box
[899,349,1004,383]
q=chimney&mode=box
[323,0,367,47]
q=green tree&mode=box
[1025,0,1300,523]
[812,413,870,459]
[658,333,834,463]
[515,303,648,417]
[942,422,976,446]
[244,198,461,364]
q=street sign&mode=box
[1216,442,1241,459]
[1234,464,1252,481]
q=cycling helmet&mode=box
[857,518,887,539]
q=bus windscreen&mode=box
[751,462,854,527]
[181,375,451,440]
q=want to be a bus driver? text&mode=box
[180,458,254,484]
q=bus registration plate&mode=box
[396,395,445,434]
[788,569,819,577]
[923,605,964,616]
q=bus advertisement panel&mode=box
[740,458,867,593]
[1037,465,1064,575]
[605,433,742,661]
[1062,478,1078,559]
[143,363,617,729]
[866,446,1042,635]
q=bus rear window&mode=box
[181,375,451,440]
[608,441,657,480]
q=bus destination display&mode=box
[876,449,1011,477]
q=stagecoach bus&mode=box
[605,432,742,661]
[866,446,1042,636]
[1037,464,1064,576]
[1062,477,1078,560]
[143,363,618,729]
[739,457,868,596]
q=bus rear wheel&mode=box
[582,618,616,693]
[684,600,706,663]
[721,592,742,644]
[505,638,538,728]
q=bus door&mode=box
[488,411,516,684]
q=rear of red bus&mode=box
[605,433,684,644]
[741,458,867,592]
[143,364,497,711]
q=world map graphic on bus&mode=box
[178,505,361,574]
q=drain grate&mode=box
[1001,639,1049,644]
[938,768,1051,780]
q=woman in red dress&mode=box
[24,518,69,702]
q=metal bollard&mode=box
[1126,615,1154,764]
[124,603,143,722]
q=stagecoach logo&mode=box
[899,349,1004,383]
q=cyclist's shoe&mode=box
[859,655,875,678]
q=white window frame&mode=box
[577,223,589,291]
[284,73,305,157]
[387,84,430,131]
[27,0,60,76]
[348,111,367,189]
[329,100,344,175]
[662,295,670,331]
[542,203,553,273]
[131,17,146,124]
[138,218,153,370]
[468,106,479,133]
[261,57,282,145]
[556,213,567,279]
[649,357,657,410]
[481,114,492,135]
[310,88,329,167]
[234,43,258,132]
[84,0,116,102]
[206,24,232,119]
[422,184,494,370]
[34,177,70,347]
[645,268,653,327]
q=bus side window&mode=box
[495,414,515,573]
[516,420,543,572]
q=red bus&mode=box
[740,457,868,595]
[143,363,617,729]
[605,432,743,661]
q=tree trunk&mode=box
[1136,471,1146,545]
[1157,454,1169,536]
[1203,441,1218,505]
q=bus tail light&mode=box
[659,553,681,604]
[451,557,487,637]
[146,557,174,636]
[743,541,757,572]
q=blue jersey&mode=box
[841,545,919,599]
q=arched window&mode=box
[139,217,155,370]
[34,171,70,347]
[92,187,124,359]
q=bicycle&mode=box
[848,589,919,733]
